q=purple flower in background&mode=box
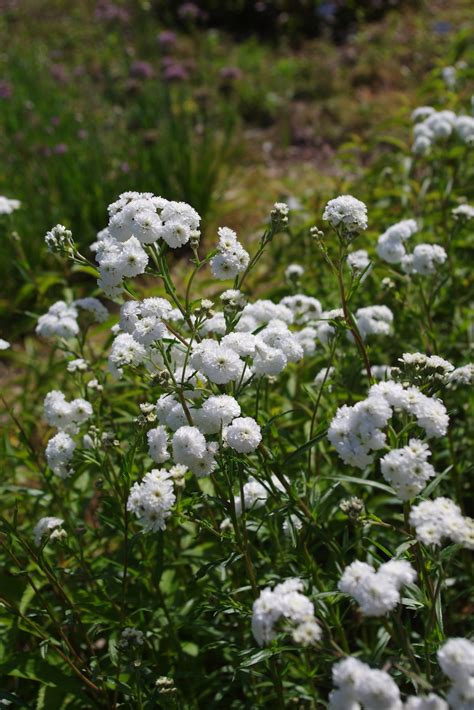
[54,143,68,155]
[50,116,60,126]
[178,3,201,20]
[163,63,188,82]
[77,129,88,140]
[157,30,177,48]
[50,64,69,83]
[95,1,130,22]
[432,21,452,35]
[130,61,154,80]
[0,80,12,99]
[219,66,242,82]
[120,162,130,174]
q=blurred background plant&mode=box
[0,0,473,330]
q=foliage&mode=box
[0,65,473,709]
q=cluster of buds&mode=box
[220,289,246,312]
[169,463,187,488]
[155,676,177,696]
[45,224,75,256]
[271,201,289,228]
[340,496,365,523]
[83,427,118,449]
[120,627,144,648]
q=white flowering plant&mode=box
[0,81,473,710]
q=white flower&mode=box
[280,295,322,324]
[66,358,88,373]
[0,195,21,215]
[43,390,93,434]
[354,305,393,340]
[438,637,474,690]
[376,219,418,264]
[409,498,474,549]
[36,301,79,339]
[0,338,10,350]
[402,244,447,275]
[314,367,335,386]
[285,263,304,280]
[190,341,243,384]
[252,578,317,646]
[452,204,474,220]
[127,468,176,532]
[291,619,322,646]
[147,426,170,463]
[338,558,416,617]
[347,249,370,273]
[252,342,287,377]
[74,297,109,323]
[322,195,368,236]
[45,432,76,478]
[225,417,262,453]
[194,395,241,434]
[220,289,246,308]
[33,517,65,546]
[404,694,448,710]
[447,364,474,388]
[108,333,146,377]
[329,657,401,710]
[380,439,435,500]
[234,477,268,517]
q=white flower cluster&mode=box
[322,195,368,237]
[0,195,21,215]
[0,338,10,350]
[251,578,321,647]
[67,358,88,373]
[92,192,201,297]
[376,219,446,276]
[328,656,448,710]
[233,474,284,517]
[353,305,393,341]
[147,425,170,463]
[45,431,76,479]
[118,297,180,346]
[153,392,261,476]
[411,107,474,154]
[401,244,447,276]
[437,637,474,710]
[398,352,454,382]
[172,426,218,477]
[36,298,108,339]
[447,363,474,388]
[328,381,449,469]
[44,390,93,435]
[210,226,250,280]
[397,353,473,389]
[338,559,416,616]
[380,439,435,500]
[452,204,474,220]
[43,391,92,478]
[376,219,418,264]
[409,498,474,549]
[127,468,176,532]
[33,517,65,546]
[347,249,370,273]
[225,417,262,453]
